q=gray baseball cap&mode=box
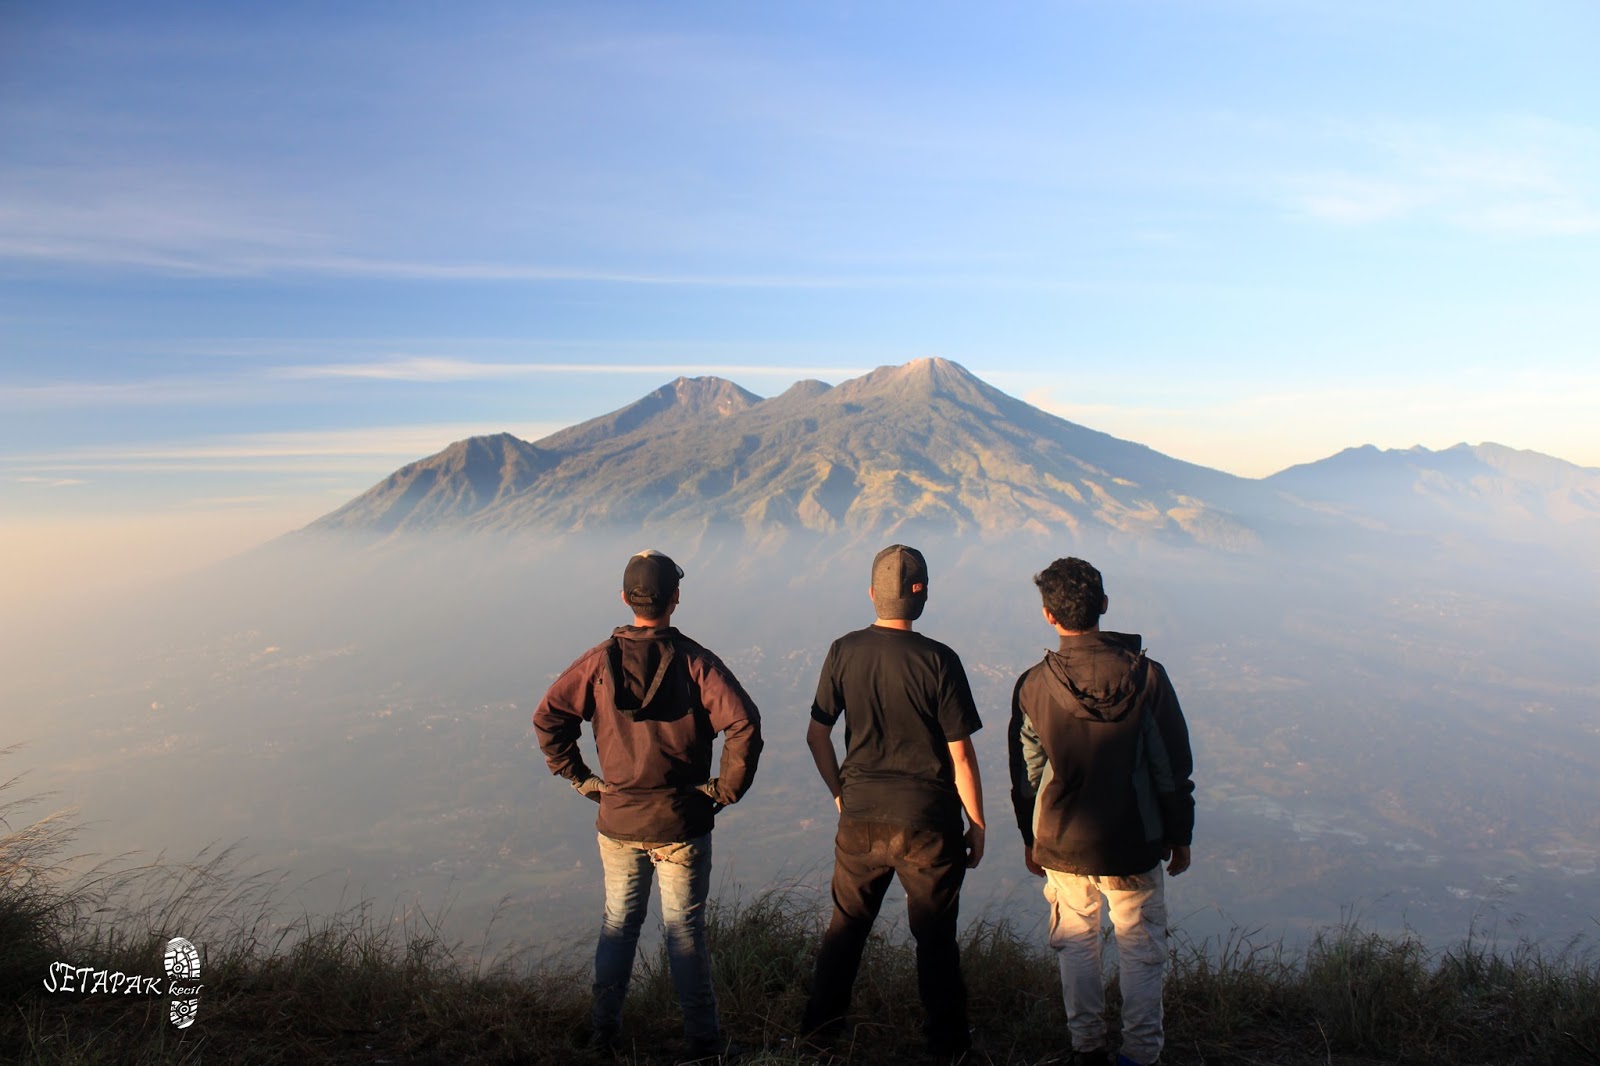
[871,544,928,621]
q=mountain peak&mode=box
[312,432,550,534]
[834,356,992,405]
[663,375,762,416]
[771,378,833,404]
[536,374,761,453]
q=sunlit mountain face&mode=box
[310,358,1288,548]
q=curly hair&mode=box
[1033,557,1105,631]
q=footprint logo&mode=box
[164,936,201,1029]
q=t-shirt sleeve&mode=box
[936,648,983,740]
[810,640,844,727]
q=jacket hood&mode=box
[604,625,679,719]
[1042,630,1147,722]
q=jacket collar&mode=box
[1056,630,1142,654]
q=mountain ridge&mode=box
[1267,441,1600,542]
[310,358,1280,546]
[305,360,1596,552]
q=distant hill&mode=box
[309,358,1280,548]
[1267,442,1600,544]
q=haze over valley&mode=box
[9,360,1598,959]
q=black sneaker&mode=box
[678,1036,746,1063]
[925,1033,975,1064]
[584,1026,621,1054]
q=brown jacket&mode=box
[534,625,763,843]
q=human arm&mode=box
[807,641,846,811]
[948,736,985,868]
[532,653,602,797]
[1149,661,1196,855]
[1164,845,1191,876]
[1009,673,1051,877]
[696,654,764,807]
[930,648,986,866]
[806,718,843,811]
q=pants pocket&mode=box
[649,835,709,867]
[834,817,874,858]
[1102,865,1161,893]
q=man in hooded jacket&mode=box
[1009,557,1194,1066]
[534,549,762,1060]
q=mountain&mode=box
[1267,442,1600,545]
[314,432,555,533]
[536,375,763,453]
[307,358,1283,547]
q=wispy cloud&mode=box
[275,357,871,383]
[1,358,873,410]
[176,495,285,508]
[1295,178,1427,224]
[1286,117,1600,236]
[14,475,87,487]
[0,423,565,476]
[0,378,260,409]
[1463,200,1600,238]
[0,165,325,277]
[255,255,889,288]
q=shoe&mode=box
[781,1032,842,1062]
[1060,1048,1108,1065]
[584,1026,621,1054]
[678,1036,746,1063]
[1114,1054,1159,1066]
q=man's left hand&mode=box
[1163,845,1191,877]
[695,780,726,814]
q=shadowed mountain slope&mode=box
[314,433,554,533]
[309,359,1287,547]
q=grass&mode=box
[4,763,1598,1064]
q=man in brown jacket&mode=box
[534,549,762,1060]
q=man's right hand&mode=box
[963,823,986,868]
[1163,845,1191,877]
[1023,845,1045,878]
[574,776,614,803]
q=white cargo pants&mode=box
[1043,864,1167,1065]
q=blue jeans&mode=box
[593,832,719,1044]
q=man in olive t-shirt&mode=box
[800,544,986,1059]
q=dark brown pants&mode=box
[801,815,970,1054]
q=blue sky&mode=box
[3,1,1598,604]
